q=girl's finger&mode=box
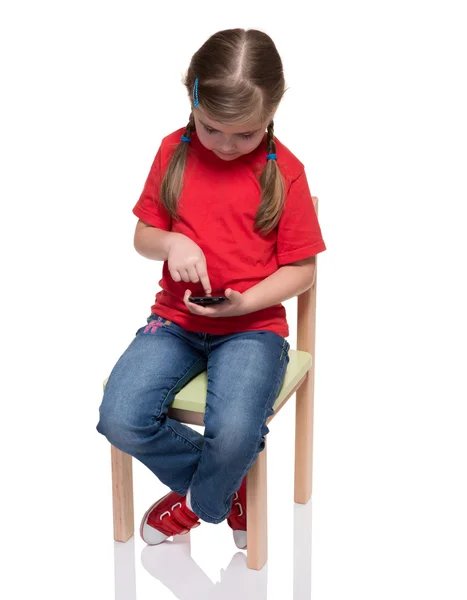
[195,263,212,295]
[180,269,191,283]
[187,266,200,284]
[171,269,181,282]
[184,289,197,313]
[184,289,201,312]
[225,288,239,300]
[184,289,217,316]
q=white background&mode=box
[1,1,466,599]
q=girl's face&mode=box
[193,108,270,161]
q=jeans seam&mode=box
[223,351,289,502]
[153,356,206,455]
[280,338,290,361]
[167,423,203,453]
[204,359,211,420]
[157,356,206,420]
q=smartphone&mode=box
[188,296,227,306]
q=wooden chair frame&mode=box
[109,197,320,571]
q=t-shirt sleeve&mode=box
[132,144,172,230]
[276,170,326,265]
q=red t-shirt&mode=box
[132,127,326,338]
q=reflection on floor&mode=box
[113,499,312,600]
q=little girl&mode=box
[97,28,326,551]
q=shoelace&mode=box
[232,491,244,517]
[228,491,246,528]
[156,501,200,535]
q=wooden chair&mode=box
[105,197,320,571]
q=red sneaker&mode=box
[227,476,247,549]
[140,490,201,545]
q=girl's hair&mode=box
[160,28,288,234]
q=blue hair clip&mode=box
[267,153,277,161]
[193,77,199,108]
[181,135,191,143]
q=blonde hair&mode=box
[161,28,287,234]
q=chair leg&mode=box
[246,438,268,570]
[294,372,314,504]
[111,444,135,542]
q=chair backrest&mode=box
[297,196,318,357]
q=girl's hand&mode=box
[167,234,212,295]
[184,288,250,318]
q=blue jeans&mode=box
[96,314,290,524]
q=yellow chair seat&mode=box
[104,350,311,414]
[170,349,311,413]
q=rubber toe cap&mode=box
[233,530,247,549]
[142,523,170,545]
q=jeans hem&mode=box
[171,485,190,496]
[171,471,197,497]
[190,495,231,525]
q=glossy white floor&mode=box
[113,494,312,600]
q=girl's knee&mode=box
[96,412,132,448]
[96,405,162,450]
[216,427,265,462]
[97,382,165,448]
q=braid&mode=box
[183,113,196,141]
[266,121,276,156]
[160,112,196,219]
[255,119,285,233]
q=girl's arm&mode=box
[134,219,212,294]
[134,220,177,261]
[242,257,316,313]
